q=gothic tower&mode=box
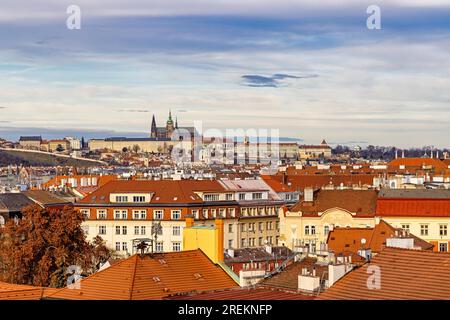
[150,114,157,138]
[166,110,175,138]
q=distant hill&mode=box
[0,149,104,167]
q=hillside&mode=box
[0,149,104,167]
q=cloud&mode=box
[117,109,150,113]
[241,73,318,87]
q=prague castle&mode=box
[88,111,195,154]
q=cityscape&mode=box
[0,0,450,310]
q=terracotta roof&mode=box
[261,175,296,192]
[0,282,58,300]
[261,257,328,291]
[44,250,238,300]
[318,247,450,300]
[327,220,433,255]
[376,198,450,217]
[165,287,314,300]
[291,189,378,217]
[79,180,227,205]
[388,157,447,171]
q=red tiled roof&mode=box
[291,189,378,217]
[44,250,238,300]
[376,198,450,217]
[79,180,226,205]
[318,247,450,300]
[165,287,314,300]
[388,158,447,170]
[0,282,58,300]
[273,174,376,191]
[327,220,433,255]
[261,175,295,192]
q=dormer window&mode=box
[133,196,146,203]
[115,196,128,203]
[204,194,220,202]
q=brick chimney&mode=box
[215,219,224,262]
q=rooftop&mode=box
[318,247,450,300]
[44,250,238,300]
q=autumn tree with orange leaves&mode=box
[0,204,114,288]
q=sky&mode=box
[0,0,450,147]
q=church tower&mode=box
[166,110,175,138]
[150,114,157,138]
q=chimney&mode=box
[185,216,194,228]
[215,219,224,262]
[304,187,313,202]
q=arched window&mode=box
[0,215,5,227]
[304,225,310,235]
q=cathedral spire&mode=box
[150,114,157,138]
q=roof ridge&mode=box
[128,255,139,300]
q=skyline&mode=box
[1,1,450,147]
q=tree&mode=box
[132,144,141,154]
[0,205,113,287]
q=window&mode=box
[228,224,233,233]
[133,210,147,219]
[122,242,128,252]
[228,208,235,217]
[241,223,246,232]
[133,195,146,203]
[202,209,208,218]
[249,223,255,232]
[267,236,273,245]
[115,226,121,235]
[171,210,181,220]
[305,226,310,235]
[156,242,163,252]
[115,196,128,203]
[226,194,233,201]
[211,209,217,218]
[96,209,106,220]
[258,237,263,246]
[153,210,163,220]
[252,192,263,200]
[219,208,225,218]
[241,238,247,247]
[439,242,448,252]
[228,239,233,248]
[98,225,106,235]
[114,210,127,220]
[80,209,90,219]
[204,194,220,202]
[266,221,273,230]
[115,242,121,251]
[440,224,448,236]
[239,193,245,201]
[134,226,140,235]
[122,226,127,235]
[249,238,255,247]
[311,225,316,235]
[259,222,264,231]
[420,224,429,236]
[172,242,181,252]
[192,210,199,219]
[401,224,410,233]
[173,226,181,236]
[324,225,330,236]
[141,226,146,235]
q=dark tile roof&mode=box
[0,193,35,213]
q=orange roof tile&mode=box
[0,282,59,300]
[318,247,450,300]
[376,198,450,217]
[44,250,238,300]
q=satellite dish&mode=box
[361,238,367,245]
